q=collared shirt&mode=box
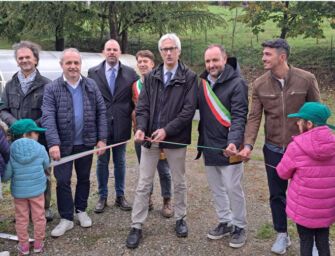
[18,69,37,94]
[163,64,178,84]
[63,75,82,89]
[207,72,223,88]
[105,62,119,87]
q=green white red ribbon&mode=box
[202,79,231,127]
[133,79,142,99]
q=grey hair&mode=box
[158,33,181,52]
[12,40,41,66]
[261,38,290,59]
[204,44,226,57]
[60,48,82,63]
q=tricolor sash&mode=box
[133,79,142,99]
[202,79,231,127]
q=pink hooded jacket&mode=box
[277,126,335,228]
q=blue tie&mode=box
[109,68,116,95]
[165,72,172,87]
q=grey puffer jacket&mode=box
[41,76,107,156]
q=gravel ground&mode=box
[0,147,334,255]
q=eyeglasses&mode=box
[160,47,178,54]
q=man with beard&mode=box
[239,38,321,254]
[197,44,248,248]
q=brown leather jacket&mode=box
[244,66,321,150]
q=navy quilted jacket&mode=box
[0,128,10,176]
[41,76,107,156]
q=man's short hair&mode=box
[60,48,82,63]
[136,50,154,62]
[158,33,181,52]
[12,40,41,66]
[261,38,290,59]
[204,44,226,57]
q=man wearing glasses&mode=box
[126,33,198,249]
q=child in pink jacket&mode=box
[277,102,335,256]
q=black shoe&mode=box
[207,222,233,240]
[115,196,132,211]
[176,218,188,237]
[94,197,107,213]
[126,228,142,249]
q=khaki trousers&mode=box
[132,143,187,229]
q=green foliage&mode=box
[240,1,335,39]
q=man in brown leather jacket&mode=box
[239,38,320,255]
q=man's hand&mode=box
[151,128,166,143]
[223,143,237,157]
[49,145,61,161]
[134,130,145,142]
[96,141,106,157]
[238,146,252,162]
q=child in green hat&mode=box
[276,102,335,256]
[3,119,49,255]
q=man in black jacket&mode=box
[88,40,139,213]
[0,41,54,221]
[126,33,198,249]
[198,44,248,248]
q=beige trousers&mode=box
[131,143,187,229]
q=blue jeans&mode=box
[135,142,171,198]
[96,143,126,198]
[54,145,93,221]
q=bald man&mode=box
[88,40,139,213]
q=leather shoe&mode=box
[126,228,142,249]
[115,196,132,211]
[94,197,107,213]
[161,198,173,218]
[176,218,188,237]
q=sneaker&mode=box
[207,222,233,240]
[271,233,291,254]
[0,251,10,256]
[33,240,44,253]
[45,208,54,222]
[229,226,247,248]
[76,210,92,228]
[17,242,29,255]
[51,219,74,237]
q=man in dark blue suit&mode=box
[88,40,139,213]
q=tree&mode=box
[91,2,225,53]
[240,1,335,39]
[0,2,91,50]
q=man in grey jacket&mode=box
[0,41,54,221]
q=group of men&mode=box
[0,33,320,254]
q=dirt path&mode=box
[2,145,334,255]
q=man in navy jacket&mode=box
[88,39,139,213]
[42,48,107,237]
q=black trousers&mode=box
[263,145,288,233]
[297,224,330,256]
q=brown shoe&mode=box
[161,198,173,218]
[149,195,154,211]
[115,196,132,211]
[94,197,107,213]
